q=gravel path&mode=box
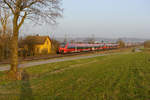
[0,53,127,71]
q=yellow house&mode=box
[23,35,52,54]
[34,36,51,54]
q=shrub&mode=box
[144,40,150,48]
[117,39,125,48]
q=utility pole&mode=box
[64,34,67,43]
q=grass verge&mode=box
[0,51,150,100]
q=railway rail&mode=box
[0,49,116,65]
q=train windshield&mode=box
[60,43,66,48]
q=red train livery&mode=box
[58,42,119,54]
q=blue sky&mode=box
[22,0,150,39]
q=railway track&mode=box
[0,51,98,65]
[0,48,126,65]
[22,51,96,61]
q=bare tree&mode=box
[0,0,62,76]
[0,8,11,34]
[0,8,11,60]
[51,38,60,54]
[117,39,125,48]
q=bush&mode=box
[132,48,135,52]
[51,39,60,54]
[117,39,125,48]
[144,40,150,48]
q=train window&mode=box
[60,43,66,48]
[68,44,76,49]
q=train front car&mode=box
[58,43,68,54]
[58,43,78,54]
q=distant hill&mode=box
[55,37,147,43]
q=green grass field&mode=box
[0,51,150,100]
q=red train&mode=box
[58,42,120,54]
